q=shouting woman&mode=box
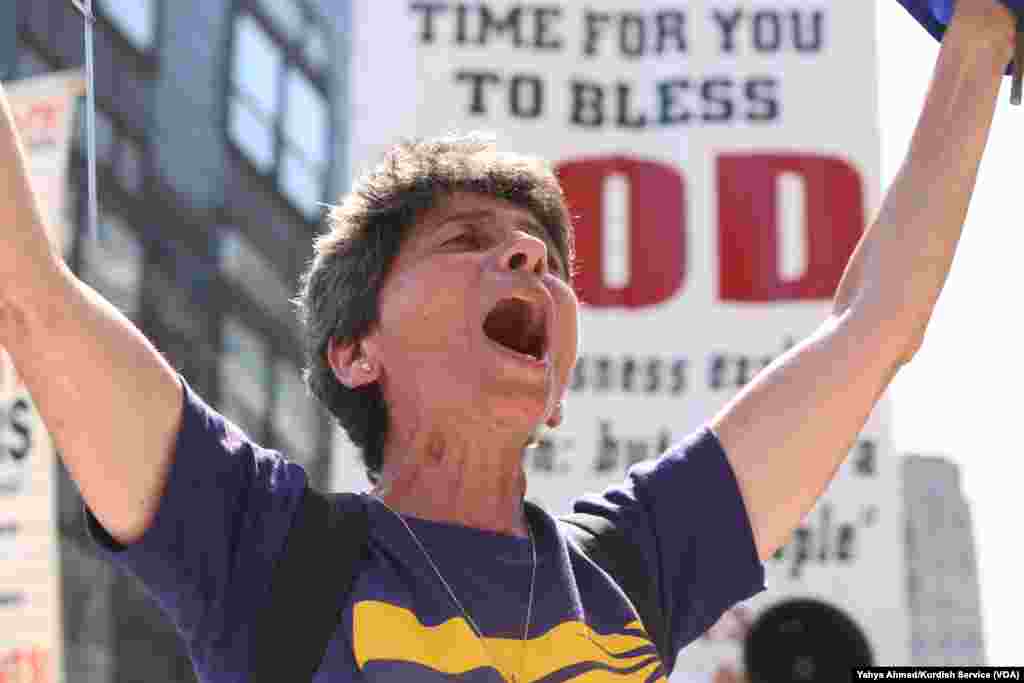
[0,1,1015,680]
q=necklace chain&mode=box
[372,496,536,683]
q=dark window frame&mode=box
[12,34,58,80]
[224,0,334,224]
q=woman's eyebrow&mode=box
[437,209,494,230]
[414,210,491,247]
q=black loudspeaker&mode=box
[744,598,874,682]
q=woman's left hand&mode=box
[949,0,1016,61]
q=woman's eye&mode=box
[443,233,478,248]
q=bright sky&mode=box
[876,1,1023,666]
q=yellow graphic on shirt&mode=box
[353,600,667,682]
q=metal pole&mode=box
[69,0,98,241]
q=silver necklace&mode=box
[372,496,536,683]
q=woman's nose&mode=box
[499,233,548,276]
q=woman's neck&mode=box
[373,425,531,537]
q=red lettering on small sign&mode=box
[0,646,50,683]
[12,100,64,148]
[13,102,61,135]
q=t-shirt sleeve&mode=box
[572,426,766,654]
[82,375,308,675]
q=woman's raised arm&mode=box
[709,0,1015,562]
[0,81,183,547]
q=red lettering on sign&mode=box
[13,102,61,135]
[0,646,49,683]
[717,153,863,302]
[557,156,686,308]
[558,153,865,308]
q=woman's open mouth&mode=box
[482,297,548,363]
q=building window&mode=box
[151,265,205,342]
[281,68,328,217]
[218,225,297,325]
[117,135,145,193]
[220,316,272,437]
[273,359,318,465]
[229,14,281,172]
[98,0,157,51]
[81,212,144,320]
[144,250,218,396]
[228,0,332,221]
[261,0,305,37]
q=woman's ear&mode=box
[327,336,380,388]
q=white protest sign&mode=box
[342,3,911,672]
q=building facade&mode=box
[903,455,987,666]
[2,1,351,680]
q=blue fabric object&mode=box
[83,376,765,682]
[897,0,958,40]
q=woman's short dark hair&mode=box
[294,132,575,483]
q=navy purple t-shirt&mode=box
[84,377,765,682]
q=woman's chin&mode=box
[426,344,565,433]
